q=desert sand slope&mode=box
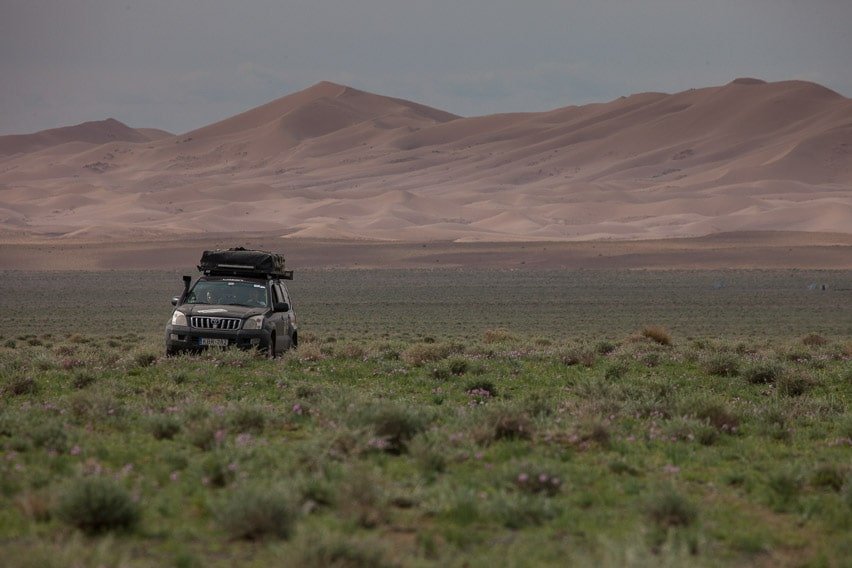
[0,78,850,242]
[0,118,166,156]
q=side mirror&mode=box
[171,296,180,306]
[276,302,290,313]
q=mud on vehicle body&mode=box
[165,248,297,357]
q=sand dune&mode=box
[0,118,168,156]
[0,78,850,243]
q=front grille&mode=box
[190,316,241,330]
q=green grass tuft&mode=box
[57,477,140,535]
[646,487,697,528]
[216,486,297,540]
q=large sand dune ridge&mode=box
[0,79,850,242]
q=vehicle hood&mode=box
[180,305,268,319]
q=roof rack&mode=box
[203,268,294,280]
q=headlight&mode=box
[171,311,188,326]
[243,315,264,330]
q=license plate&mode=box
[200,337,229,347]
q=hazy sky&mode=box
[2,0,850,135]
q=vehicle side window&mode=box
[272,284,284,305]
[279,284,291,305]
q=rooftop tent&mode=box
[198,247,292,279]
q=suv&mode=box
[164,248,297,357]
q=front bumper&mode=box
[164,324,271,353]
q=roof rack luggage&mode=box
[198,247,293,279]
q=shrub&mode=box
[229,406,266,435]
[520,392,555,418]
[767,469,802,511]
[810,464,847,491]
[338,343,366,360]
[560,347,597,367]
[483,328,516,344]
[702,353,740,377]
[801,333,828,347]
[15,490,53,523]
[409,435,448,477]
[783,348,812,363]
[216,486,296,540]
[446,357,469,376]
[296,383,321,399]
[297,343,324,362]
[187,421,225,451]
[72,372,96,390]
[465,379,498,398]
[149,414,181,440]
[608,460,640,476]
[476,405,533,444]
[604,362,628,380]
[758,405,791,441]
[57,477,140,534]
[490,493,556,529]
[568,419,612,449]
[777,373,813,397]
[646,488,697,528]
[357,403,429,454]
[664,417,718,446]
[640,351,662,368]
[338,466,387,528]
[133,351,158,367]
[69,391,124,423]
[289,533,392,568]
[743,361,784,384]
[202,453,238,488]
[5,376,37,396]
[3,339,15,349]
[430,366,450,380]
[679,396,739,433]
[54,344,76,357]
[641,326,672,346]
[444,490,481,526]
[401,342,456,366]
[595,340,617,355]
[298,476,337,509]
[31,421,69,451]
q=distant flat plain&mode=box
[2,267,850,340]
[2,231,850,340]
[1,232,851,270]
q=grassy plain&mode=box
[0,269,850,567]
[2,269,851,338]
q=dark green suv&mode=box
[164,249,297,357]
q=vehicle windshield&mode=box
[186,280,269,307]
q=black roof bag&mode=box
[198,248,291,278]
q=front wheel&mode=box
[267,334,277,359]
